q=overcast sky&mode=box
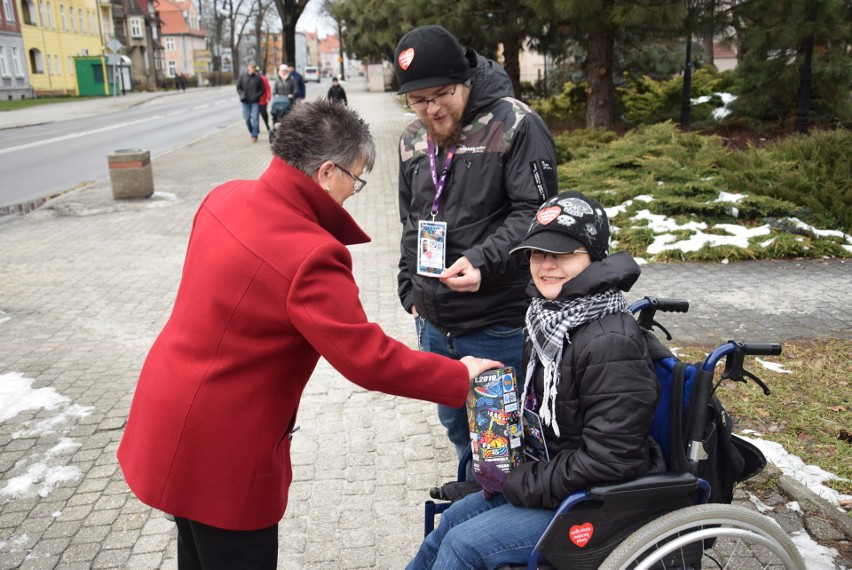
[296,0,335,35]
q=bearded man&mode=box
[394,25,559,470]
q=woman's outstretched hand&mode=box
[460,356,504,381]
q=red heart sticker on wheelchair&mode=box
[398,48,415,70]
[569,523,593,548]
[536,206,561,225]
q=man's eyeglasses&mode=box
[334,163,367,194]
[405,85,457,111]
[528,250,589,265]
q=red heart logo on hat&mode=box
[398,48,415,70]
[536,206,561,225]
[569,523,593,548]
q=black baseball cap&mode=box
[511,191,611,261]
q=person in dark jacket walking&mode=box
[327,77,347,105]
[394,25,558,466]
[236,64,265,142]
[288,64,305,105]
[407,191,666,569]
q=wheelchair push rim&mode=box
[598,503,805,569]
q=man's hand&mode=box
[439,256,481,292]
[460,356,503,381]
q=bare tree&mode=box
[270,0,309,66]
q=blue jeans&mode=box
[406,492,554,570]
[417,319,524,465]
[242,102,260,138]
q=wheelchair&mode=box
[422,297,805,569]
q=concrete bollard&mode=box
[107,148,154,200]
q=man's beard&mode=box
[424,109,464,148]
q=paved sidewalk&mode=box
[0,77,849,569]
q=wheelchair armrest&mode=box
[587,472,699,500]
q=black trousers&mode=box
[259,104,270,130]
[174,516,278,570]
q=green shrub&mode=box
[531,82,588,133]
[552,123,851,261]
[718,129,852,233]
[618,69,728,127]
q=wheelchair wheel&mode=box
[598,503,804,569]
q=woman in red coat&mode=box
[258,71,271,136]
[117,99,500,569]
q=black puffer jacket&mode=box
[397,51,558,335]
[502,252,666,509]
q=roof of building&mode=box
[158,0,205,37]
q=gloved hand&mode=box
[474,461,507,500]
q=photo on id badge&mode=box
[417,220,447,277]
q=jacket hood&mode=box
[462,50,515,124]
[526,251,641,301]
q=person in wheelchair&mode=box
[407,191,666,569]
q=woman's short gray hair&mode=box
[271,99,376,177]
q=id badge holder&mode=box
[416,220,447,277]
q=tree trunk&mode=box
[502,34,521,98]
[585,26,615,129]
[794,32,814,135]
[702,34,714,67]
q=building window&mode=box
[39,1,46,27]
[54,54,61,75]
[69,5,75,30]
[167,60,176,77]
[4,0,15,22]
[46,1,54,28]
[12,47,23,76]
[29,48,43,73]
[87,11,92,34]
[78,8,83,32]
[68,55,74,75]
[0,47,9,77]
[165,37,174,51]
[21,0,35,24]
[59,4,66,29]
[130,16,142,38]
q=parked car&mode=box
[304,66,321,82]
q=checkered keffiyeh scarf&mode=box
[522,289,627,437]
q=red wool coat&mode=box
[117,157,469,530]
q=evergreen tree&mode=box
[730,0,852,128]
[521,0,686,129]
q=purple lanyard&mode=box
[428,140,456,219]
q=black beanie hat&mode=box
[510,191,611,261]
[394,25,472,94]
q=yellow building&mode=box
[17,0,113,95]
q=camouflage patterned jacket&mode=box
[397,51,558,336]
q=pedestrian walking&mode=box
[327,77,347,105]
[288,64,305,105]
[393,25,559,467]
[258,72,272,133]
[236,64,265,143]
[116,99,502,569]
